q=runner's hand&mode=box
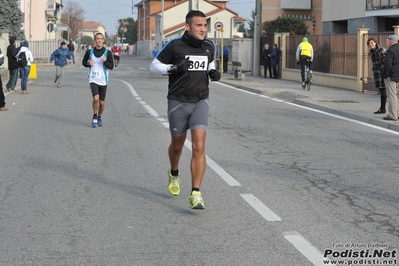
[209,69,221,81]
[168,57,191,74]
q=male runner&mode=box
[111,44,122,69]
[82,33,114,127]
[150,10,221,209]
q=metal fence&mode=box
[28,40,60,63]
[286,34,358,77]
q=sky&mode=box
[63,0,255,36]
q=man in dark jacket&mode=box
[270,43,280,79]
[383,35,399,121]
[0,48,8,111]
[5,36,19,92]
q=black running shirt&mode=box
[156,34,216,103]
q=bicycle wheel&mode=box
[306,80,311,91]
[306,72,311,90]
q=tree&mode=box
[246,10,256,39]
[81,36,93,46]
[61,0,85,40]
[0,0,25,40]
[262,17,308,36]
[238,23,248,38]
[117,17,137,45]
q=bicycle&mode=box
[302,59,312,91]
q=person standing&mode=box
[50,41,72,88]
[111,44,122,69]
[15,41,33,94]
[82,32,114,127]
[5,36,19,93]
[67,40,76,64]
[382,35,399,121]
[0,48,8,111]
[261,44,272,78]
[270,43,280,79]
[150,10,221,209]
[367,37,387,114]
[152,47,158,58]
[222,46,229,73]
[296,37,314,87]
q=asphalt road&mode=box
[0,55,398,266]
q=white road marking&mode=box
[118,79,241,187]
[118,79,342,266]
[284,231,335,266]
[241,193,281,221]
[217,82,399,136]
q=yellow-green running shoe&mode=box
[167,169,180,196]
[189,191,205,209]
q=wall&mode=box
[322,0,365,22]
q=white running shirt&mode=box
[88,50,109,85]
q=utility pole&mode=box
[161,0,164,45]
[252,0,261,76]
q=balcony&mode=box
[366,0,399,10]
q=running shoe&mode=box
[189,191,205,209]
[98,117,103,127]
[167,169,180,196]
[92,114,98,128]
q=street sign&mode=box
[214,21,223,31]
[54,26,68,31]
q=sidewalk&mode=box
[219,73,399,132]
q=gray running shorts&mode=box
[167,98,210,136]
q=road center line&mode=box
[241,193,281,221]
[118,79,241,187]
[284,231,334,266]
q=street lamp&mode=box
[110,10,119,44]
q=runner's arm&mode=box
[82,50,91,67]
[104,51,114,70]
[150,58,173,74]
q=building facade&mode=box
[135,0,244,50]
[20,0,64,41]
[261,0,323,35]
[322,0,399,34]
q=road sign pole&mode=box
[221,29,224,76]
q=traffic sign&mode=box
[54,26,68,31]
[214,21,223,31]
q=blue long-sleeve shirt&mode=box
[50,47,71,67]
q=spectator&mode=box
[223,46,229,73]
[152,47,158,58]
[5,36,19,93]
[367,37,386,114]
[270,43,280,79]
[0,48,8,111]
[15,41,34,94]
[261,44,272,78]
[67,40,76,64]
[383,35,399,121]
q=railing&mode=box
[286,34,358,77]
[366,0,399,10]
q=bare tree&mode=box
[61,0,85,41]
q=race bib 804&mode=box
[186,55,208,71]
